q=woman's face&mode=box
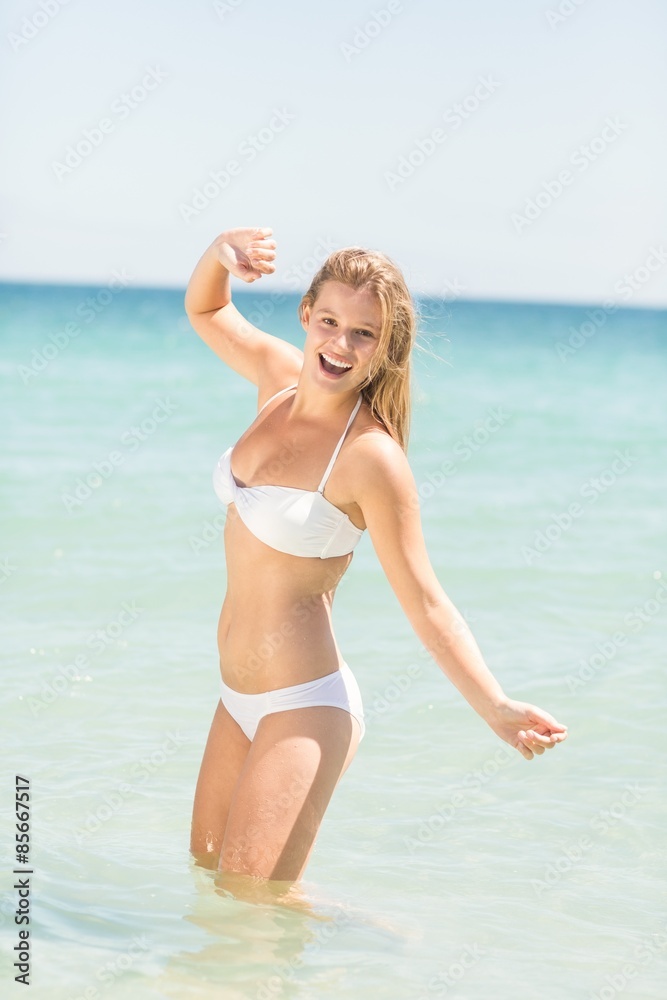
[301,280,383,391]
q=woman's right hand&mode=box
[483,697,568,760]
[212,227,277,283]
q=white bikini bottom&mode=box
[219,661,366,743]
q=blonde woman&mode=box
[185,226,568,884]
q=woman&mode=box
[185,226,568,883]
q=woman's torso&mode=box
[215,379,375,694]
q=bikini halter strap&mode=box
[317,394,363,493]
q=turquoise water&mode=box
[1,282,666,999]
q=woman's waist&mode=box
[219,655,347,695]
[218,609,342,693]
[219,582,336,631]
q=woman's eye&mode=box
[321,318,373,338]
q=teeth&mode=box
[321,352,352,370]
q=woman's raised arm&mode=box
[184,227,302,385]
[352,434,568,760]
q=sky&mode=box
[1,0,666,306]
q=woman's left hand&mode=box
[483,699,568,760]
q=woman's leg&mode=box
[219,705,362,881]
[190,697,252,869]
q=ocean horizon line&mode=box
[1,276,666,316]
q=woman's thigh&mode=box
[190,697,251,869]
[219,705,362,881]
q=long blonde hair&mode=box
[298,247,417,451]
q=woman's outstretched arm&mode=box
[353,433,568,760]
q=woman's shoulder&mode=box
[343,411,416,516]
[350,402,410,480]
[355,396,402,445]
[256,350,303,410]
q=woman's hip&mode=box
[219,661,365,742]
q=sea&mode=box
[1,281,665,999]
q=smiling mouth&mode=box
[319,352,353,376]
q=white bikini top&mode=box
[213,384,365,559]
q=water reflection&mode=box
[152,862,362,999]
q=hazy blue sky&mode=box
[2,0,666,305]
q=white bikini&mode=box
[212,384,366,741]
[214,383,364,558]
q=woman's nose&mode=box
[329,330,352,353]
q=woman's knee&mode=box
[190,811,225,872]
